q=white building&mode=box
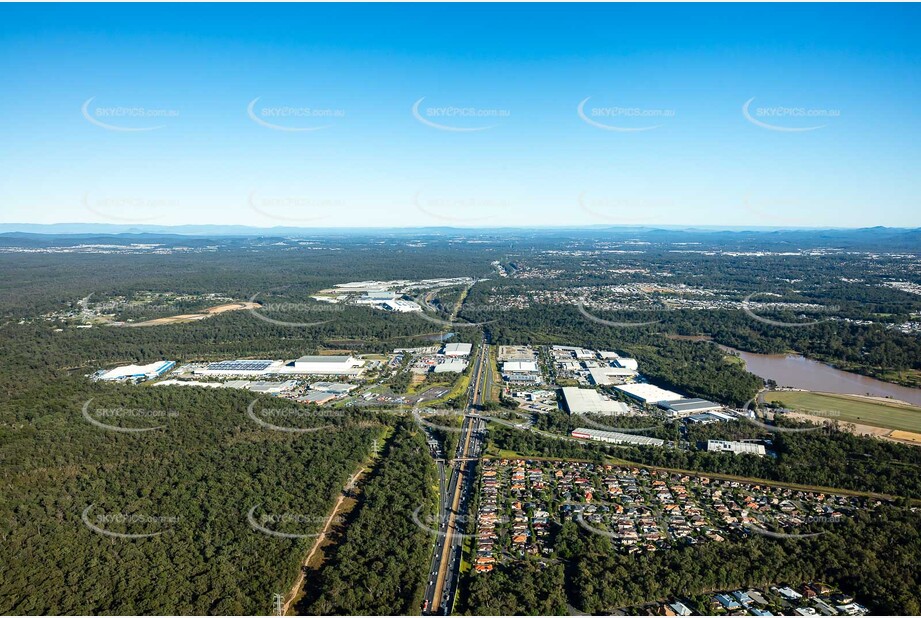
[297,391,338,405]
[571,427,664,447]
[380,299,422,312]
[588,366,637,385]
[707,440,766,456]
[501,360,541,384]
[310,382,358,394]
[562,387,631,415]
[558,360,582,372]
[97,360,175,381]
[288,355,366,376]
[156,379,238,389]
[503,361,538,373]
[659,398,724,417]
[434,359,469,373]
[195,359,283,376]
[613,383,685,405]
[364,290,395,301]
[248,380,298,394]
[551,345,596,360]
[442,342,473,357]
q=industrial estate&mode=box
[84,321,889,618]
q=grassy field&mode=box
[766,390,921,433]
[421,370,471,406]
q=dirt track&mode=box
[281,465,367,615]
[786,410,921,447]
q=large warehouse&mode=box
[613,357,639,371]
[707,440,766,456]
[380,299,422,313]
[442,342,473,357]
[562,387,630,415]
[310,382,358,394]
[659,398,724,417]
[195,359,283,376]
[501,360,541,384]
[613,383,685,405]
[571,427,665,447]
[588,366,637,385]
[97,360,175,381]
[434,359,469,373]
[289,355,366,376]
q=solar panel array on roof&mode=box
[206,360,275,371]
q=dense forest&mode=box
[461,562,568,616]
[0,381,380,614]
[300,421,436,615]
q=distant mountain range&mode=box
[1,222,919,237]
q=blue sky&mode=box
[1,3,918,228]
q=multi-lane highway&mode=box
[422,339,490,615]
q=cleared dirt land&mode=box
[766,390,921,440]
[119,302,260,326]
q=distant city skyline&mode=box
[1,3,919,228]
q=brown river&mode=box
[720,346,921,406]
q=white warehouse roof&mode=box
[613,383,685,404]
[434,359,469,373]
[287,355,365,375]
[562,387,630,415]
[707,440,766,456]
[98,360,174,381]
[503,361,539,373]
[443,342,473,357]
[659,398,724,415]
[588,366,637,385]
[572,428,665,447]
[295,355,356,364]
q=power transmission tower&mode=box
[273,593,284,616]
